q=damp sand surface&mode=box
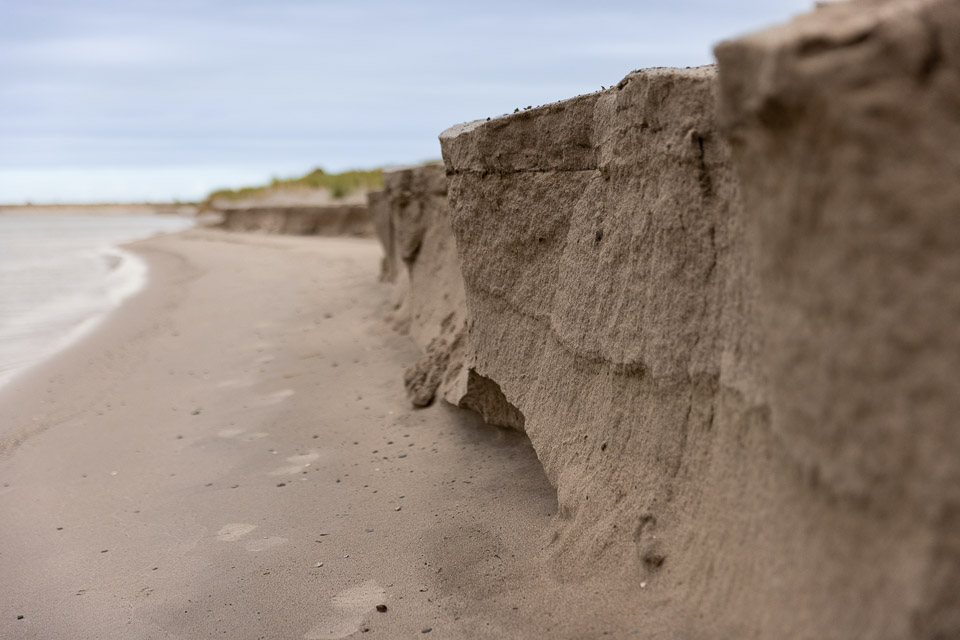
[0,230,638,640]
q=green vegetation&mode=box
[206,167,384,202]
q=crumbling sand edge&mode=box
[367,164,525,428]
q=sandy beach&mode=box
[0,230,638,640]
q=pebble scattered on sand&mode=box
[315,562,323,567]
[376,604,388,613]
[191,409,201,415]
[276,483,286,488]
[394,506,402,512]
[101,550,109,553]
[17,615,24,620]
[422,628,432,634]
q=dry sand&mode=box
[0,230,639,640]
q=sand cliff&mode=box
[216,204,374,237]
[375,0,959,636]
[368,165,525,428]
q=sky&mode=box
[0,0,813,204]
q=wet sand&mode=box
[0,230,637,640]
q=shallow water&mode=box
[0,215,194,388]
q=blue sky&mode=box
[0,0,812,203]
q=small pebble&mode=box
[17,615,24,620]
[394,506,402,512]
[191,410,200,416]
[101,550,109,553]
[365,529,374,533]
[422,628,432,634]
[231,484,240,489]
[344,555,350,558]
[376,604,388,613]
[315,562,324,567]
[276,483,286,488]
[398,454,407,459]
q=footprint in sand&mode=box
[304,580,386,640]
[269,452,320,476]
[254,389,295,407]
[216,378,254,389]
[216,523,257,542]
[245,536,287,552]
[217,428,269,441]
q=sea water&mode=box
[0,215,194,388]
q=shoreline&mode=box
[0,238,181,451]
[0,229,636,639]
[0,203,199,217]
[0,215,195,401]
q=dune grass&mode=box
[207,167,384,202]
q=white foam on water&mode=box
[0,215,193,390]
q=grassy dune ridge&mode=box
[206,167,384,202]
